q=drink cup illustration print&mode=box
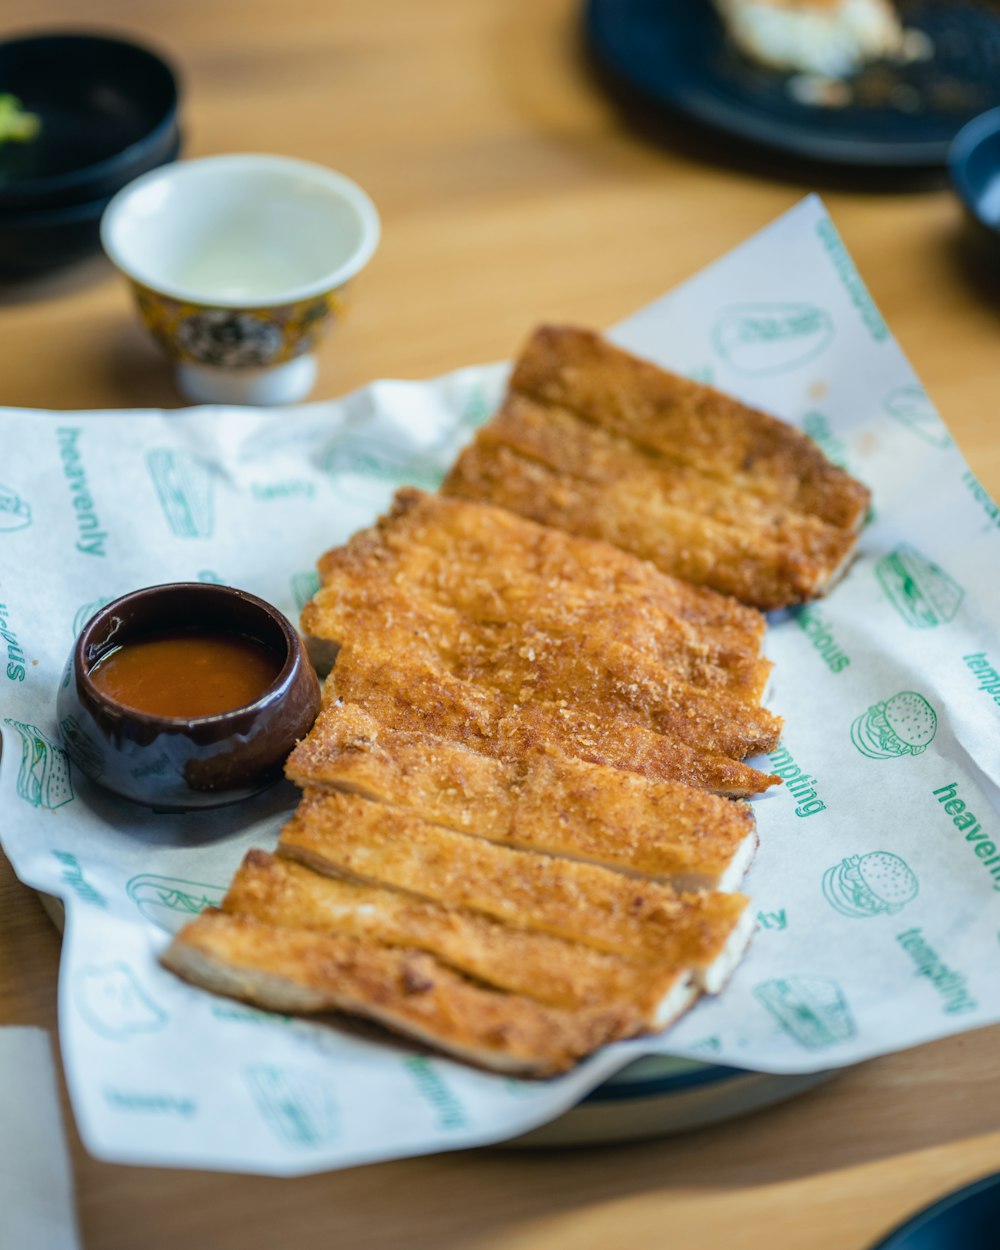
[74,963,167,1040]
[875,545,964,629]
[126,874,226,933]
[0,482,31,532]
[884,385,952,448]
[823,852,919,918]
[72,597,113,638]
[245,1065,338,1147]
[712,303,834,376]
[4,719,74,808]
[146,448,215,539]
[851,691,937,760]
[754,976,856,1049]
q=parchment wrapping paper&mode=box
[2,196,999,1174]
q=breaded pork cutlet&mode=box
[221,850,697,1026]
[164,911,638,1077]
[286,702,758,891]
[326,645,781,797]
[310,504,771,703]
[442,326,871,609]
[318,488,767,651]
[278,790,754,976]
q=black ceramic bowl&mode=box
[0,31,180,209]
[57,583,321,811]
[868,1171,1000,1249]
[0,131,181,275]
[949,107,1000,248]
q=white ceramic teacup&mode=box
[100,153,380,405]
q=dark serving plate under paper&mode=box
[584,0,1000,171]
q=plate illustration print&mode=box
[584,0,1000,168]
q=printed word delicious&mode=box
[57,426,108,557]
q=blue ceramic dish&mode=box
[867,1171,1000,1249]
[949,107,1000,241]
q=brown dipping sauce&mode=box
[89,630,282,718]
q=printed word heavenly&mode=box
[57,426,108,556]
[933,781,1000,891]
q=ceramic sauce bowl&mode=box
[57,582,321,810]
[99,153,380,404]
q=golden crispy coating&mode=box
[445,440,856,611]
[223,850,691,1022]
[326,647,781,797]
[310,492,770,699]
[318,488,766,649]
[305,589,781,760]
[507,325,870,530]
[278,789,752,966]
[164,911,638,1076]
[286,702,757,890]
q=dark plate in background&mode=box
[584,0,1000,169]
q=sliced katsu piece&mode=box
[445,440,851,611]
[326,646,781,798]
[286,702,758,891]
[163,911,639,1076]
[479,393,857,568]
[311,549,771,702]
[441,327,871,608]
[278,789,755,985]
[222,850,696,1025]
[306,609,781,760]
[506,325,871,530]
[315,488,767,651]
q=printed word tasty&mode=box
[896,928,978,1015]
[933,781,1000,891]
[768,743,826,817]
[963,652,1000,709]
[794,605,850,673]
[0,601,25,681]
[57,426,108,557]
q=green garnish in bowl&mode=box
[0,94,40,144]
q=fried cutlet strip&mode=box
[444,440,852,611]
[286,702,758,891]
[469,392,861,597]
[278,790,754,971]
[306,598,780,760]
[326,647,781,797]
[163,911,641,1076]
[223,851,694,1023]
[312,540,771,702]
[317,489,766,651]
[506,325,871,531]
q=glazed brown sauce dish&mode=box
[57,583,321,810]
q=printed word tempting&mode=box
[896,928,978,1015]
[933,782,1000,891]
[963,652,1000,710]
[57,426,108,557]
[768,743,827,817]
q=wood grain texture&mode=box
[3,0,1000,1245]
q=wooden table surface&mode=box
[3,2,1000,1247]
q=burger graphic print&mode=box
[851,690,937,760]
[823,851,919,919]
